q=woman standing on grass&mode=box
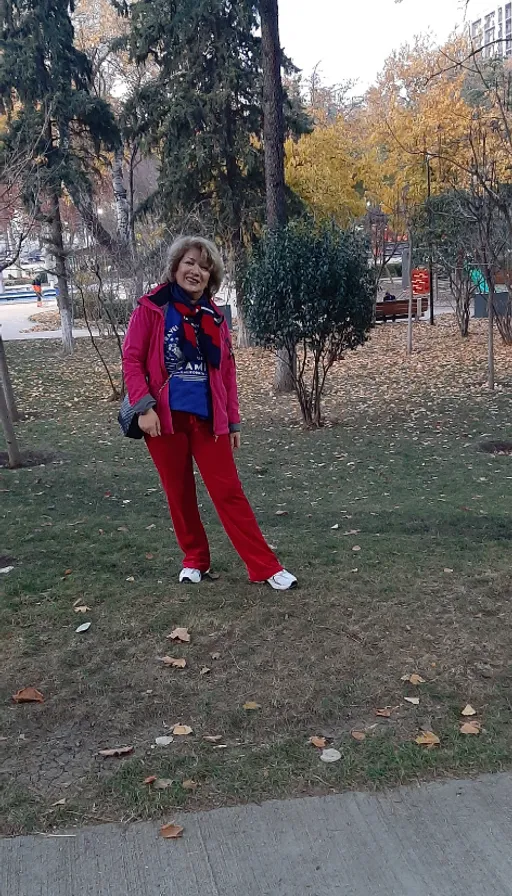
[122,235,297,591]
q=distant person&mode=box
[383,291,396,302]
[122,235,297,591]
[32,277,42,307]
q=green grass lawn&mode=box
[1,325,512,835]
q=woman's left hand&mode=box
[230,432,241,451]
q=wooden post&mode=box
[0,331,20,422]
[407,234,414,356]
[488,289,495,390]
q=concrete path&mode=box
[2,773,512,895]
[0,298,91,341]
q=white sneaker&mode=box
[179,568,203,584]
[267,569,298,591]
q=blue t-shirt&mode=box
[164,302,211,419]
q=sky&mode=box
[278,0,483,92]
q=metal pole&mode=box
[427,154,435,325]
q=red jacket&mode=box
[122,284,241,437]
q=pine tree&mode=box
[0,0,119,353]
[125,2,299,329]
[127,0,264,251]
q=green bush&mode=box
[244,220,375,426]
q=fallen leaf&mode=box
[331,523,340,530]
[12,687,44,704]
[181,779,199,791]
[64,569,72,576]
[401,673,425,685]
[172,725,193,736]
[211,652,221,660]
[352,545,361,552]
[320,748,342,763]
[145,553,154,560]
[461,704,477,716]
[160,823,184,840]
[126,576,135,582]
[146,524,156,530]
[309,736,327,748]
[351,730,366,742]
[203,735,223,743]
[168,628,191,643]
[343,529,360,536]
[460,721,481,735]
[204,571,221,580]
[275,510,289,516]
[0,566,14,574]
[444,568,454,573]
[161,657,187,669]
[213,744,228,750]
[144,776,157,785]
[200,666,211,676]
[73,605,90,614]
[51,798,66,807]
[243,701,261,711]
[409,674,426,685]
[415,732,440,747]
[404,697,420,705]
[155,736,174,746]
[98,746,134,758]
[375,707,396,718]
[154,778,174,790]
[75,622,91,633]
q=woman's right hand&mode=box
[138,408,161,437]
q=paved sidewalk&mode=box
[2,773,512,895]
[0,299,91,341]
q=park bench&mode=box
[375,295,428,322]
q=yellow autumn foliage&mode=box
[287,33,512,230]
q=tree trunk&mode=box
[112,147,131,248]
[260,0,294,393]
[236,303,252,349]
[48,190,74,355]
[260,0,287,230]
[0,381,22,468]
[0,334,20,422]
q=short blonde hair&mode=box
[165,236,224,296]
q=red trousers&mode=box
[146,412,282,582]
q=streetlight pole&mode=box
[427,152,435,325]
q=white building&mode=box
[470,3,512,58]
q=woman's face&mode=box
[174,247,211,301]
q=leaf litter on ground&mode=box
[98,746,134,758]
[460,721,481,735]
[309,736,327,748]
[155,736,174,746]
[320,748,342,763]
[12,687,44,703]
[415,732,441,748]
[160,823,184,840]
[167,628,191,643]
[160,657,187,669]
[401,674,425,685]
[172,725,193,736]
